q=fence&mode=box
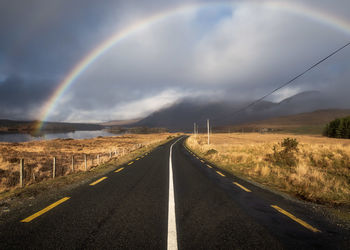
[4,143,144,189]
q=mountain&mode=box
[134,91,348,131]
[134,98,251,131]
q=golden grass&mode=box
[0,133,173,192]
[186,133,350,206]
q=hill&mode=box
[134,91,344,131]
[216,109,350,134]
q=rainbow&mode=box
[36,1,350,131]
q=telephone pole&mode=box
[207,119,210,145]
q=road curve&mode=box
[0,136,348,249]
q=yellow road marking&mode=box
[196,157,199,159]
[200,160,205,163]
[271,205,321,233]
[233,182,252,192]
[216,171,225,177]
[128,161,134,165]
[21,197,70,223]
[89,177,107,186]
[114,167,124,173]
[206,164,213,169]
[136,158,140,160]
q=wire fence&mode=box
[1,143,144,190]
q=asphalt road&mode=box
[0,136,348,249]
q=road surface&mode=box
[0,136,348,249]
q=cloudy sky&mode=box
[1,0,350,122]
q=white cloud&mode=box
[109,89,185,120]
[63,89,185,122]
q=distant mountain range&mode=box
[2,91,349,134]
[130,91,350,131]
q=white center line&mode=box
[168,137,181,250]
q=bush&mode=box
[265,138,299,167]
[281,137,299,152]
[323,116,350,139]
[205,149,218,156]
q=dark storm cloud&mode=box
[0,0,124,76]
[0,76,55,120]
[0,0,131,120]
[1,0,350,122]
[0,0,195,121]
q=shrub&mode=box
[265,138,299,167]
[281,137,299,152]
[205,149,218,156]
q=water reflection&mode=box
[0,130,118,142]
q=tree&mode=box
[344,118,350,139]
[324,116,350,139]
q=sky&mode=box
[0,0,350,122]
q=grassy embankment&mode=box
[186,133,350,206]
[0,133,176,200]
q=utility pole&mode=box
[207,119,210,145]
[194,123,196,135]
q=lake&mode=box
[0,130,118,143]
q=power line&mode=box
[231,41,350,116]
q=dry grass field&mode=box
[186,133,350,206]
[0,134,173,193]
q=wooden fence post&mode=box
[71,155,74,172]
[97,154,100,165]
[109,150,112,158]
[53,157,56,179]
[19,159,24,188]
[84,154,87,171]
